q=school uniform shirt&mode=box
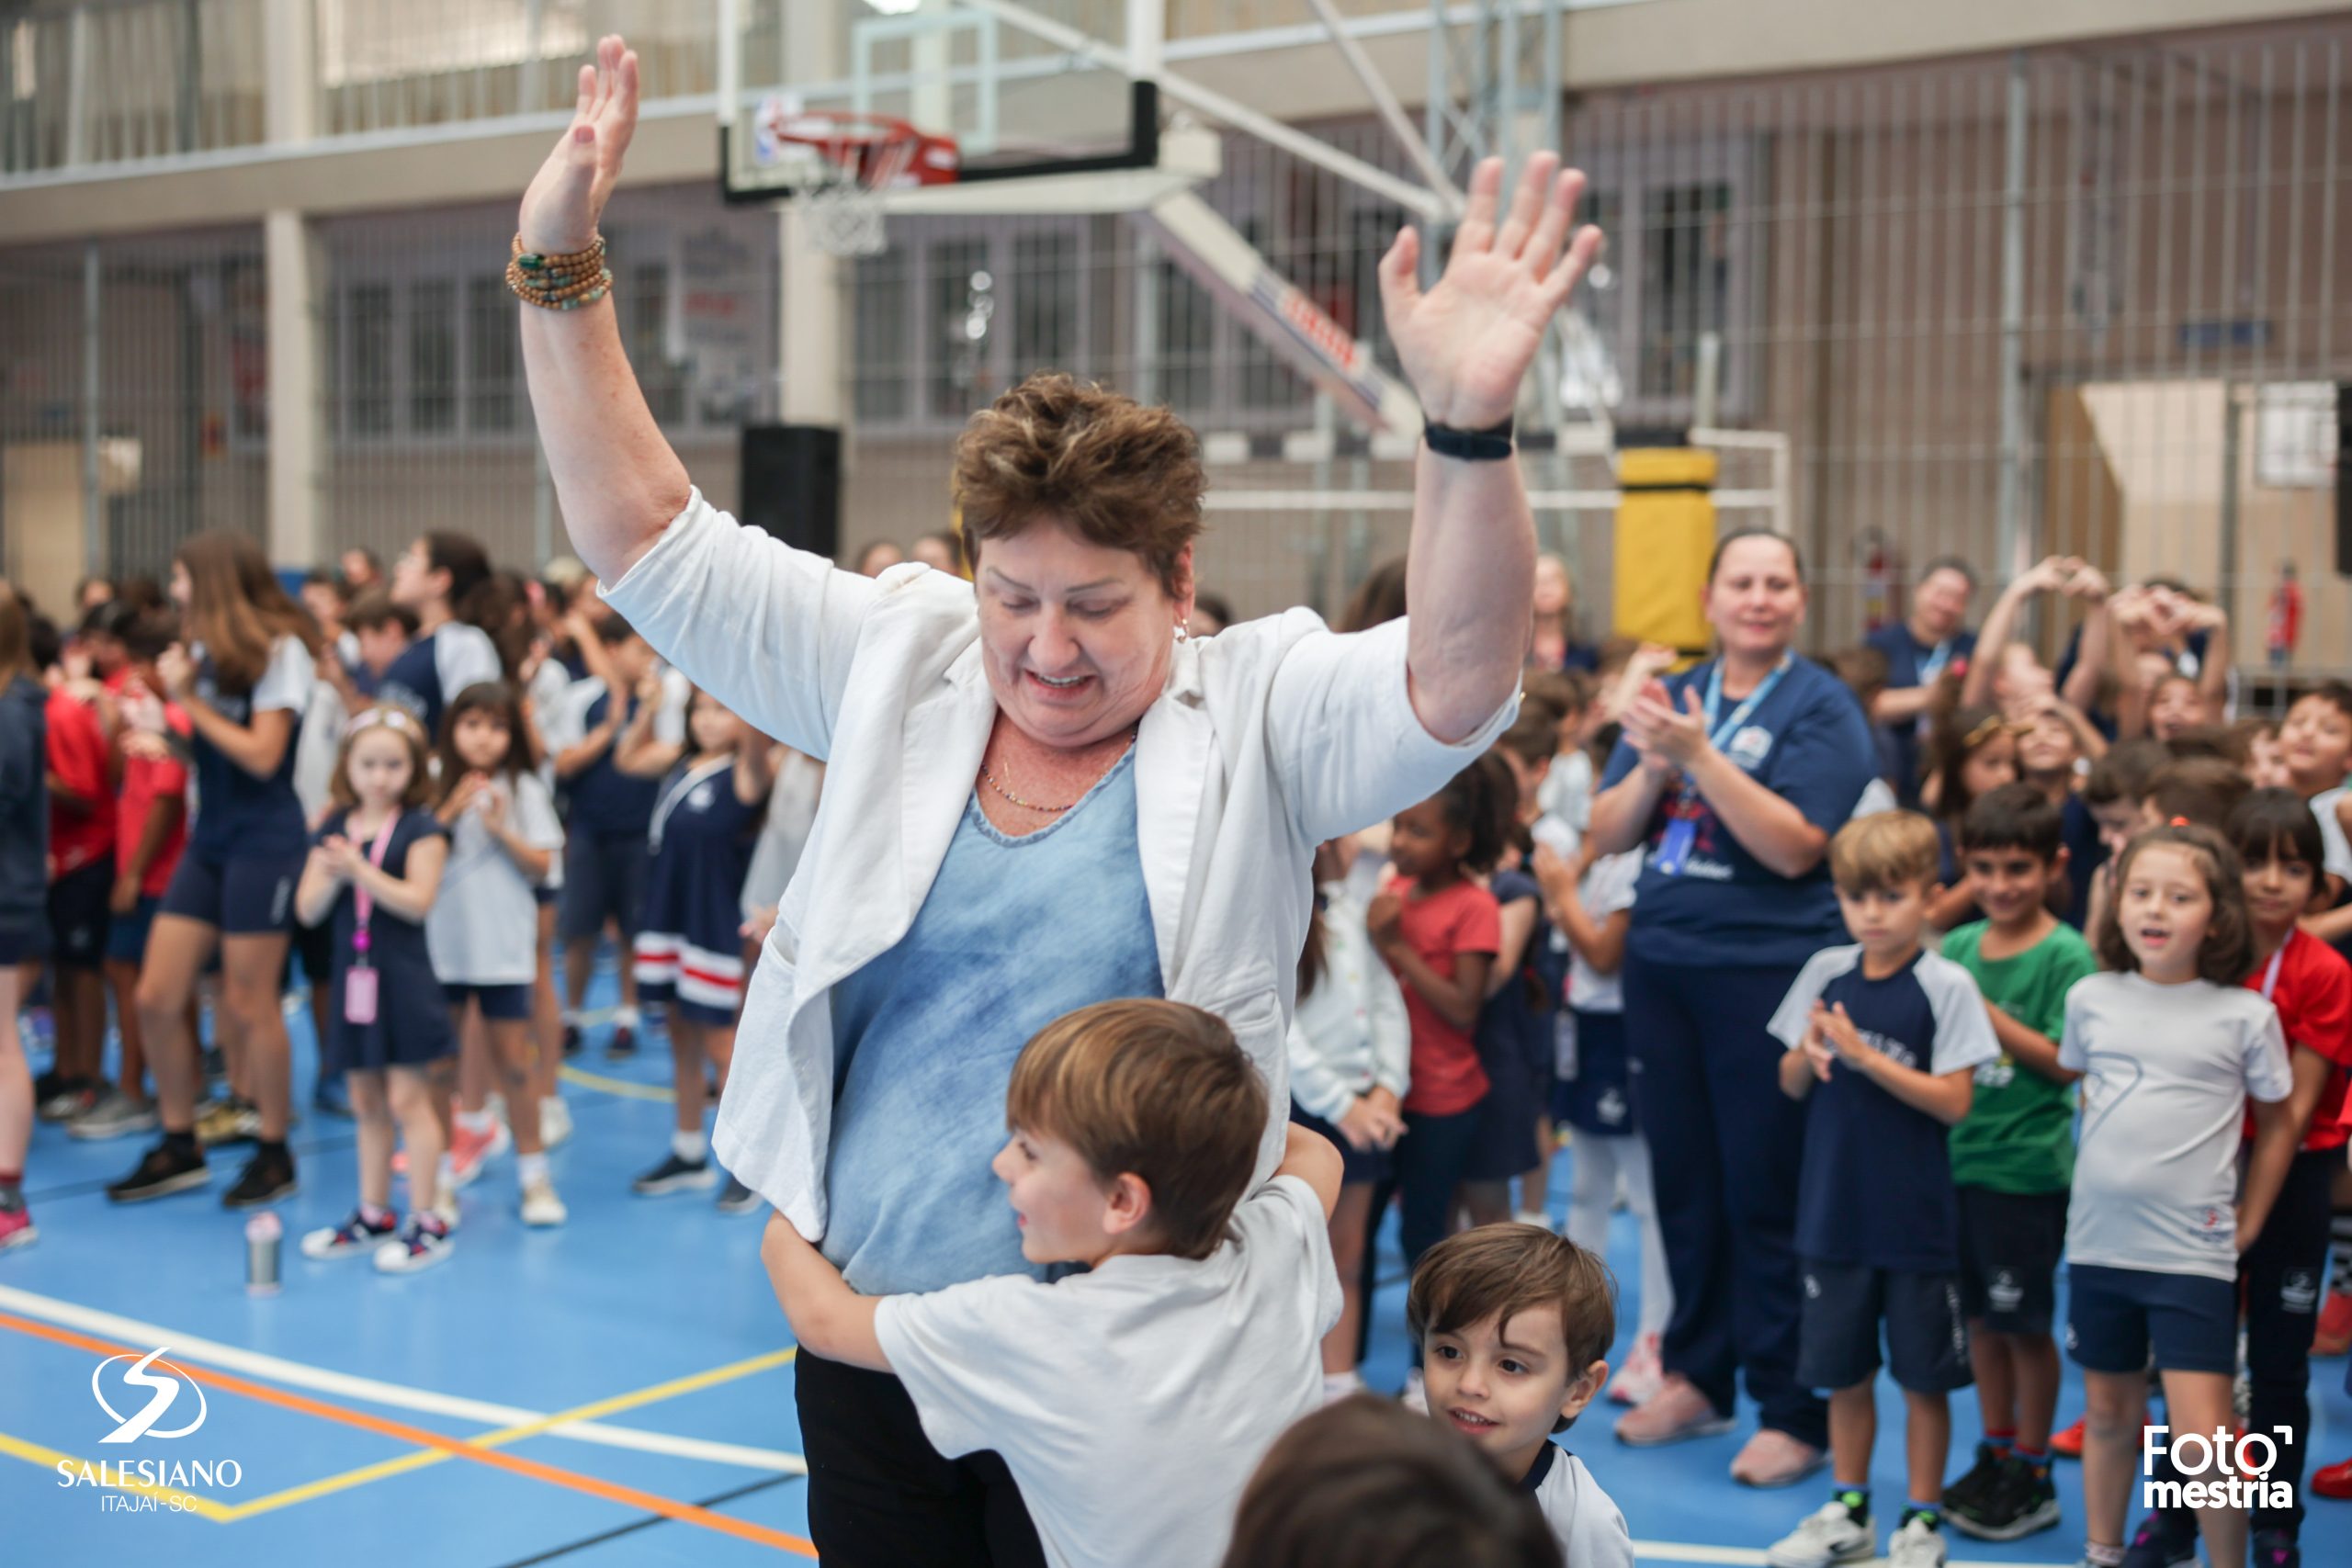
[2059,973,2293,1281]
[1386,875,1502,1117]
[1863,622,1976,803]
[872,1175,1340,1568]
[115,699,192,898]
[1285,879,1411,1124]
[1566,850,1642,1016]
[292,673,348,829]
[1939,919,2098,1195]
[1767,946,2000,1272]
[426,772,564,987]
[374,622,502,741]
[2310,786,2352,886]
[1521,1442,1637,1568]
[0,675,48,931]
[600,489,1515,1242]
[2241,928,2352,1153]
[546,671,689,840]
[45,685,116,875]
[1599,657,1875,970]
[188,635,314,857]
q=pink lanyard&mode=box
[349,815,401,964]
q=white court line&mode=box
[0,1282,804,1475]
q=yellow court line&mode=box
[559,1063,676,1102]
[0,1428,238,1521]
[220,1346,799,1520]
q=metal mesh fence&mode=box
[1,12,2346,675]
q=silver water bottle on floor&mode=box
[245,1211,282,1295]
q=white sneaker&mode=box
[539,1097,572,1150]
[1885,1516,1948,1568]
[1399,1368,1428,1413]
[520,1177,568,1227]
[373,1216,455,1274]
[431,1191,462,1232]
[1765,1501,1875,1568]
[1608,1331,1665,1406]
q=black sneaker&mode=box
[2119,1508,2197,1568]
[632,1151,717,1195]
[2251,1528,2301,1568]
[107,1141,210,1203]
[1941,1440,2007,1521]
[605,1023,638,1060]
[1949,1454,2060,1541]
[222,1149,298,1209]
[716,1175,761,1214]
[561,1023,582,1057]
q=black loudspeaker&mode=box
[2337,384,2351,577]
[741,423,842,560]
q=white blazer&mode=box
[603,491,1517,1237]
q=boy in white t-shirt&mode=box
[762,998,1344,1568]
[1408,1223,1635,1568]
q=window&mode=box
[853,254,910,423]
[409,278,457,433]
[1638,183,1732,406]
[928,237,992,419]
[1156,259,1215,412]
[467,275,517,432]
[349,283,393,435]
[1012,231,1078,373]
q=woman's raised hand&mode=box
[1374,153,1603,429]
[518,35,640,254]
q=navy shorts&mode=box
[444,982,532,1021]
[1290,1100,1392,1187]
[2066,1263,2236,1376]
[160,846,303,936]
[1797,1259,1973,1394]
[46,857,114,970]
[1957,1186,2069,1335]
[104,894,162,964]
[1555,1010,1635,1135]
[558,833,647,943]
[0,923,37,966]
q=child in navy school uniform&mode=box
[1765,811,1999,1568]
[1408,1224,1635,1568]
[294,705,457,1274]
[0,581,48,1253]
[620,685,773,1211]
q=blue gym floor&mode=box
[6,948,2351,1565]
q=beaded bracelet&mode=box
[508,232,612,311]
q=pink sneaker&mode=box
[1729,1427,1827,1488]
[0,1204,37,1253]
[1613,1373,1734,1447]
[447,1122,495,1189]
[1608,1332,1664,1406]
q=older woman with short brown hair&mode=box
[514,36,1600,1567]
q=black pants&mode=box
[795,1348,1047,1568]
[1622,953,1826,1449]
[2153,1145,2336,1535]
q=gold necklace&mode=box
[979,729,1138,815]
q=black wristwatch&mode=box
[1421,415,1516,461]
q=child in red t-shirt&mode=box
[1369,753,1516,1329]
[77,614,192,1138]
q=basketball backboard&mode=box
[719,0,1169,212]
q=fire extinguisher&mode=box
[1860,528,1894,634]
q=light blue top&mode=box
[822,749,1163,1295]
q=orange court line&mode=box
[0,1309,816,1557]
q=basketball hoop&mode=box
[757,103,960,258]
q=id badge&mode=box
[1655,814,1695,876]
[344,964,379,1026]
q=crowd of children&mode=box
[0,530,813,1277]
[14,536,2352,1568]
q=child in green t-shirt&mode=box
[1936,784,2097,1544]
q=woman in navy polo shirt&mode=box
[107,532,321,1209]
[1587,528,1874,1487]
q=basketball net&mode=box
[789,123,921,258]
